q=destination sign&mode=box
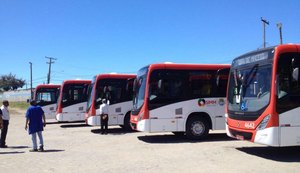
[232,49,274,67]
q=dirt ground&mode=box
[1,109,300,173]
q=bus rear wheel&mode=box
[186,116,209,140]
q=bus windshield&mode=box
[86,79,96,112]
[228,50,273,113]
[132,67,148,112]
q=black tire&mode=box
[186,116,209,140]
[172,132,185,137]
[123,113,132,131]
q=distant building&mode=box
[0,89,31,102]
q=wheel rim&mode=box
[191,121,205,136]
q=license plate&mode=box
[236,135,244,140]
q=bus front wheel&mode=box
[186,116,209,140]
[123,113,132,131]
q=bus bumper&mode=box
[136,119,150,132]
[87,116,100,126]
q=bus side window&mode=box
[277,52,300,114]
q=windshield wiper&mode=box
[241,64,259,98]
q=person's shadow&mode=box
[40,149,65,153]
[91,127,136,135]
[0,151,25,154]
[0,146,28,155]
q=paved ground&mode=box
[0,109,300,173]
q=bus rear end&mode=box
[34,84,60,119]
[56,80,91,122]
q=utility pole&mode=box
[45,56,57,84]
[29,62,33,99]
[261,17,269,48]
[277,23,283,45]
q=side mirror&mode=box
[133,79,137,92]
[216,68,230,87]
[96,98,102,104]
[292,68,299,81]
[158,79,163,90]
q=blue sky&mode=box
[0,0,299,88]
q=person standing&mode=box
[0,109,3,131]
[0,100,10,148]
[25,100,46,152]
[99,98,109,134]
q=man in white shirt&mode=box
[0,100,10,148]
[99,99,109,135]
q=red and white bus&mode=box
[56,80,91,122]
[226,44,300,147]
[34,84,60,119]
[85,74,136,130]
[130,63,230,139]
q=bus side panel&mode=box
[149,103,179,132]
[150,119,177,132]
[215,116,226,130]
[112,101,132,125]
[279,107,300,146]
[280,127,300,146]
[59,102,87,121]
[184,98,226,131]
[148,98,226,132]
[42,103,57,119]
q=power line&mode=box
[261,17,269,48]
[277,22,283,44]
[45,56,57,84]
[29,62,33,99]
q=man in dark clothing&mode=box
[0,109,3,130]
[25,100,46,152]
[0,100,10,148]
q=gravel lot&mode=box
[1,109,300,173]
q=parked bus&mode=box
[56,80,91,122]
[226,44,300,147]
[34,84,60,119]
[130,63,230,139]
[85,74,136,130]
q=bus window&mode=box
[189,71,213,98]
[148,70,187,110]
[277,53,300,113]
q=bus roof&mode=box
[233,44,300,62]
[94,73,136,81]
[147,63,231,71]
[35,84,61,90]
[61,80,91,85]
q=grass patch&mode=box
[9,101,30,111]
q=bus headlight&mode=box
[256,114,271,131]
[138,111,144,121]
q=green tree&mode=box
[0,73,26,91]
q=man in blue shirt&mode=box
[25,100,46,152]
